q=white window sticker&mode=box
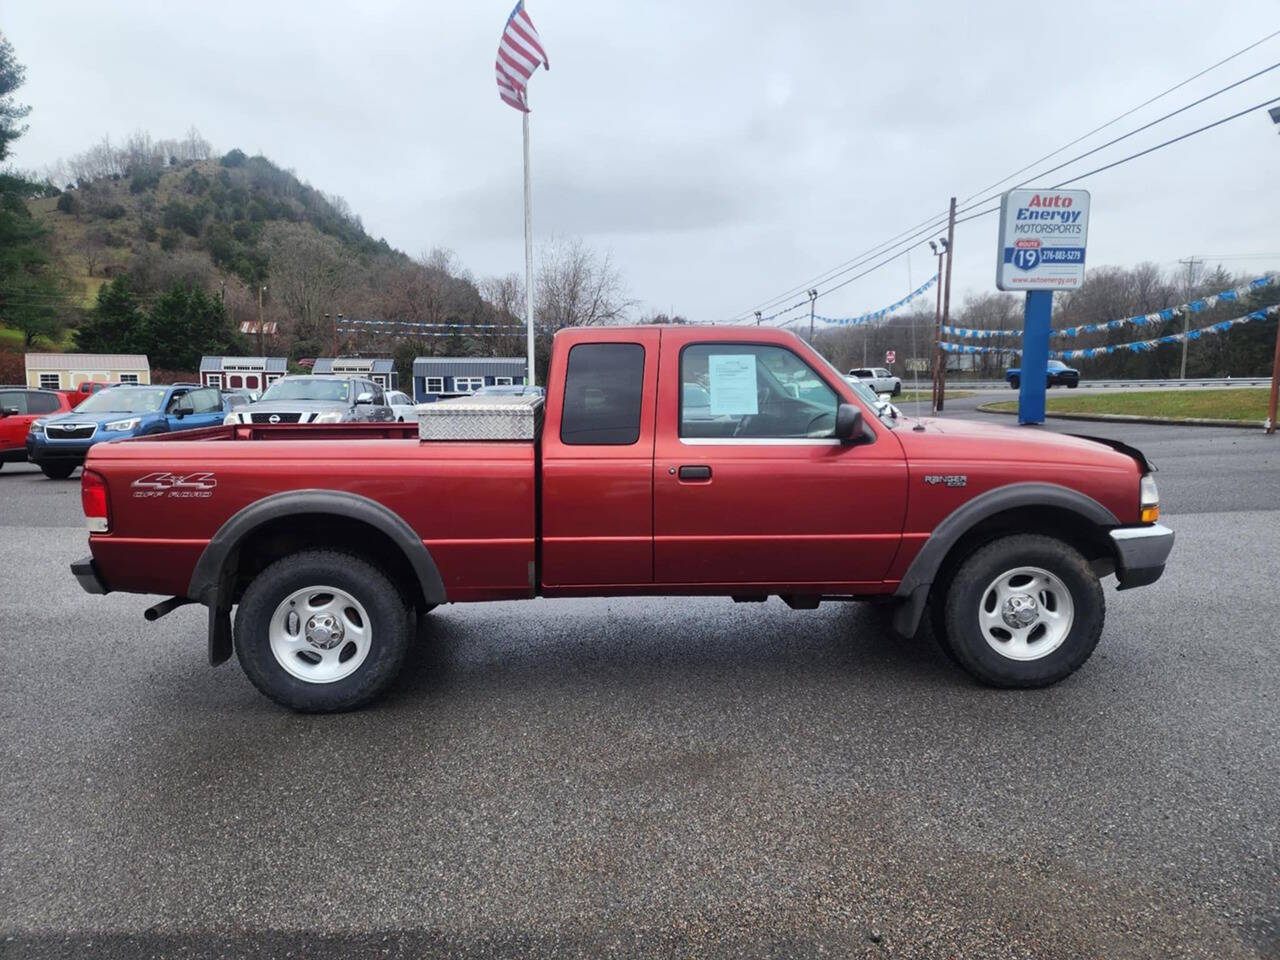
[708,354,758,416]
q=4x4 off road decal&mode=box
[131,472,217,499]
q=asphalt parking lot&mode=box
[2,415,1278,959]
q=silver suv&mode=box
[226,376,394,425]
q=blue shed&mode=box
[313,357,399,391]
[412,357,527,402]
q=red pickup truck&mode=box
[72,326,1173,711]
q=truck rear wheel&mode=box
[234,550,412,712]
[1008,376,1020,389]
[938,534,1104,688]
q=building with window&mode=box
[412,357,527,401]
[199,356,288,392]
[24,353,151,390]
[312,357,399,391]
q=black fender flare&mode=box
[891,482,1118,638]
[189,490,447,664]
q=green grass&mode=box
[983,388,1269,422]
[898,389,973,402]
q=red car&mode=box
[71,326,1172,711]
[0,386,74,469]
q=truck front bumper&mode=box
[1110,523,1174,590]
[71,555,109,595]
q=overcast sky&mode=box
[7,1,1279,325]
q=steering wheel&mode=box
[731,389,772,438]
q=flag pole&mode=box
[522,111,536,387]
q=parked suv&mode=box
[26,383,227,479]
[0,387,74,470]
[848,367,902,396]
[226,375,394,425]
[1006,360,1080,389]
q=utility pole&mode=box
[929,239,945,413]
[754,311,762,326]
[1178,256,1202,379]
[807,289,818,342]
[1267,310,1280,434]
[333,313,342,358]
[937,197,957,411]
[257,285,266,356]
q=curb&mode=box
[975,402,1266,430]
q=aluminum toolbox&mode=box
[416,392,545,441]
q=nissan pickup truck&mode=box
[71,326,1173,712]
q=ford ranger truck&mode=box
[71,326,1173,712]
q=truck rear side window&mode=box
[560,343,644,445]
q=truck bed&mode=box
[84,424,537,602]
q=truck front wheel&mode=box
[1008,376,1020,389]
[938,534,1104,688]
[234,550,412,712]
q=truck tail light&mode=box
[81,469,111,534]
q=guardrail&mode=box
[923,377,1272,391]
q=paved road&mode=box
[2,422,1278,958]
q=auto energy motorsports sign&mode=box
[996,188,1090,291]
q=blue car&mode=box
[25,383,229,479]
[1005,360,1080,390]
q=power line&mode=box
[957,27,1280,206]
[731,29,1280,321]
[771,93,1280,322]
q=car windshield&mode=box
[845,377,899,425]
[75,387,168,414]
[1047,361,1067,370]
[261,378,349,402]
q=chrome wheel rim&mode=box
[978,566,1074,661]
[268,585,372,683]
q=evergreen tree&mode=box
[77,275,146,354]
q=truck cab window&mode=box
[680,343,837,440]
[560,343,644,445]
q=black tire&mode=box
[1008,376,1020,389]
[938,534,1104,688]
[40,462,77,480]
[891,383,902,397]
[234,549,412,712]
[1067,380,1079,389]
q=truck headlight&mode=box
[103,417,141,432]
[1139,474,1159,524]
[313,411,345,423]
[223,412,241,425]
[28,419,46,435]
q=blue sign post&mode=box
[1018,291,1053,425]
[996,188,1091,425]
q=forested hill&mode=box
[28,142,407,326]
[8,134,530,375]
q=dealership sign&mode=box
[995,188,1090,291]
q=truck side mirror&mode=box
[356,392,374,405]
[834,403,864,443]
[0,407,19,418]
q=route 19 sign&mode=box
[995,188,1090,291]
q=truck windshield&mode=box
[261,379,350,402]
[75,388,168,414]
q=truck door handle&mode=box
[678,465,712,480]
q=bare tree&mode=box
[262,222,357,342]
[535,235,634,332]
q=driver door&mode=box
[653,337,907,589]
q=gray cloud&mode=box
[7,0,1279,323]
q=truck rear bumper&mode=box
[1110,523,1174,590]
[71,555,109,595]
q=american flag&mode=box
[495,1,549,113]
